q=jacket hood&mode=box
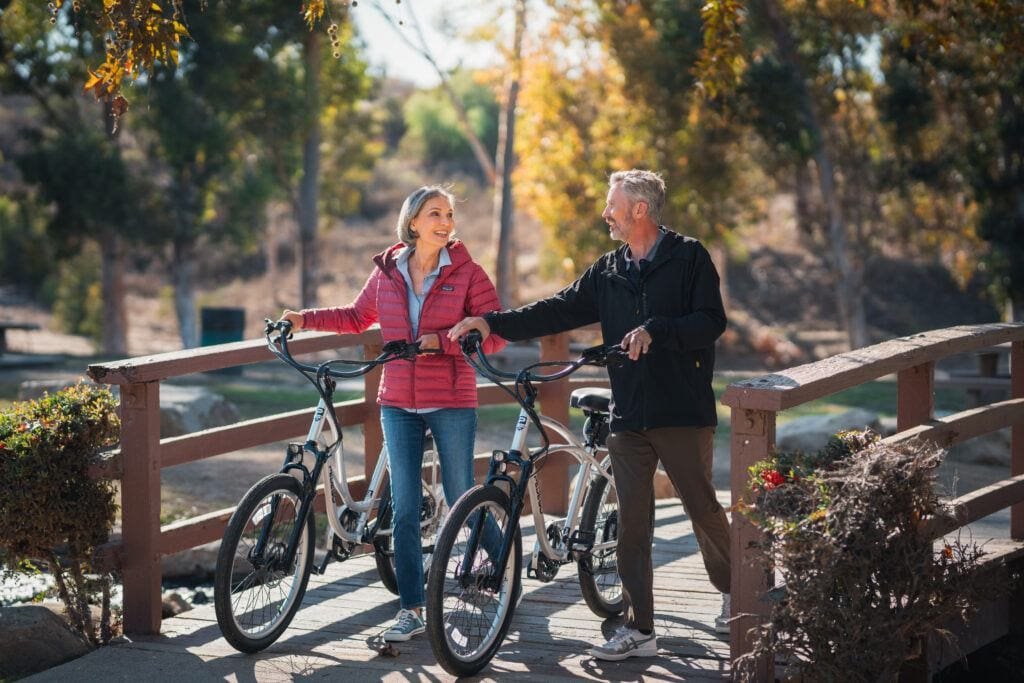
[372,239,473,272]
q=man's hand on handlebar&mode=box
[447,316,491,345]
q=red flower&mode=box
[762,469,785,490]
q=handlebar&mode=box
[264,318,432,382]
[458,329,627,386]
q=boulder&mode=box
[161,592,192,619]
[158,385,240,437]
[16,381,239,438]
[776,408,881,454]
[161,541,220,580]
[948,428,1011,467]
[0,604,94,679]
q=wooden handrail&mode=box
[722,323,1022,411]
[85,326,607,636]
[724,322,1024,677]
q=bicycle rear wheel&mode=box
[426,485,521,677]
[578,472,624,617]
[214,473,315,653]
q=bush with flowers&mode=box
[734,429,998,682]
[0,384,120,645]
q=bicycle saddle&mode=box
[570,387,612,414]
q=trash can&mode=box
[200,307,245,374]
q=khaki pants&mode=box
[607,426,731,632]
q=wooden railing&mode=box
[722,323,1024,679]
[86,327,607,635]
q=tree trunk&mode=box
[755,0,866,349]
[171,237,198,348]
[490,0,526,308]
[99,100,128,356]
[299,30,322,309]
[99,232,127,355]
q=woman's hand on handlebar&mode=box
[280,309,304,331]
[447,316,490,344]
[416,333,441,352]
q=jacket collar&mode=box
[610,227,680,276]
[374,239,472,273]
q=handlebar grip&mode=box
[460,330,483,355]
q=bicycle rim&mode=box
[215,474,314,651]
[427,485,521,676]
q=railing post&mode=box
[897,361,935,431]
[537,332,571,515]
[363,340,384,481]
[1012,340,1023,540]
[120,381,162,635]
[730,406,776,680]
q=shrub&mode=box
[0,384,120,645]
[736,430,997,682]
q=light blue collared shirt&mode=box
[396,246,451,340]
[395,246,451,414]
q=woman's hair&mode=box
[396,185,456,247]
[609,169,666,223]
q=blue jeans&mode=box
[381,407,502,610]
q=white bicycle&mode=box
[214,319,445,652]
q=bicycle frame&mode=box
[457,333,624,584]
[262,321,442,554]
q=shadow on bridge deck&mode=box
[26,497,732,682]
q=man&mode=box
[448,169,731,661]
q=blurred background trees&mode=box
[0,0,1020,358]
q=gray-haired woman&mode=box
[280,186,505,642]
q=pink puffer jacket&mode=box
[300,240,506,409]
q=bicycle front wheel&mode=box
[214,473,315,653]
[578,472,624,617]
[426,484,521,677]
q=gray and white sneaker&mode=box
[714,593,731,634]
[383,608,425,642]
[589,625,658,661]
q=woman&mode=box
[280,185,506,642]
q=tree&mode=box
[515,0,754,283]
[1,0,150,354]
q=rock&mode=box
[776,408,881,454]
[0,604,94,679]
[947,428,1011,467]
[161,593,191,619]
[161,593,189,617]
[159,385,241,437]
[16,381,239,438]
[654,469,678,499]
[160,541,220,580]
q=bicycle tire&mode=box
[577,472,624,618]
[372,486,400,594]
[426,484,521,677]
[214,473,315,653]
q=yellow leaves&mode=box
[79,0,191,107]
[303,0,326,29]
[695,0,747,99]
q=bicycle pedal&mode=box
[569,529,596,551]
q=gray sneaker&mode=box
[383,608,425,642]
[589,625,658,661]
[714,593,731,634]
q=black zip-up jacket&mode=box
[485,228,726,432]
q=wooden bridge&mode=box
[82,322,1024,680]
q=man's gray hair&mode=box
[396,185,456,247]
[609,169,666,223]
